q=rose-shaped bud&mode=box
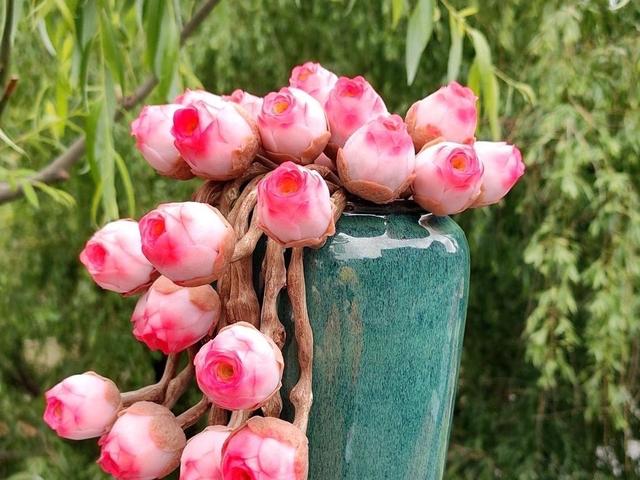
[172,100,260,180]
[175,89,225,108]
[43,372,121,440]
[132,276,221,354]
[337,114,416,203]
[131,104,193,180]
[413,142,483,215]
[314,152,335,171]
[80,219,157,295]
[194,322,283,411]
[325,75,388,147]
[221,417,308,480]
[405,81,477,150]
[471,141,525,207]
[223,89,263,122]
[180,426,232,480]
[98,401,186,480]
[256,162,334,248]
[258,87,330,165]
[139,202,235,287]
[289,61,338,106]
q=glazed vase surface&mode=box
[282,210,470,480]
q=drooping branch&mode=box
[163,347,197,409]
[0,0,222,204]
[287,247,313,433]
[176,396,211,429]
[260,240,287,418]
[121,354,179,407]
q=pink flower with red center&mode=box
[221,417,308,480]
[223,89,263,122]
[98,401,186,480]
[130,104,193,180]
[337,114,416,203]
[405,81,478,150]
[194,322,283,411]
[172,100,260,180]
[131,276,221,354]
[258,87,330,165]
[471,141,525,207]
[180,426,232,480]
[256,162,334,248]
[413,142,484,215]
[43,372,121,440]
[138,202,235,287]
[289,61,338,106]
[175,89,225,108]
[324,75,388,147]
[79,219,157,295]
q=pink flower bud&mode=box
[80,219,157,295]
[44,372,121,440]
[221,417,308,480]
[256,162,334,248]
[194,322,283,411]
[223,89,263,122]
[132,276,221,354]
[258,87,330,165]
[471,141,525,207]
[131,104,194,180]
[180,426,232,480]
[175,89,225,108]
[139,202,235,287]
[172,100,260,180]
[413,142,484,215]
[98,401,186,480]
[405,82,477,150]
[337,114,416,203]
[289,61,338,106]
[325,75,388,147]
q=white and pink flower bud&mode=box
[131,276,221,354]
[223,89,263,122]
[180,426,232,480]
[258,87,330,165]
[43,372,121,440]
[172,100,260,180]
[337,114,416,203]
[325,75,388,147]
[98,401,186,480]
[405,81,478,150]
[194,322,283,411]
[175,89,225,108]
[79,219,157,295]
[130,104,193,180]
[413,142,484,215]
[138,202,235,287]
[221,417,308,480]
[256,162,334,248]
[289,61,338,106]
[471,141,525,207]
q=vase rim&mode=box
[343,199,430,215]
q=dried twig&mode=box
[121,354,179,407]
[228,410,251,430]
[0,0,223,204]
[163,348,197,409]
[207,405,229,426]
[287,247,313,433]
[176,396,211,429]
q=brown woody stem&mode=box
[177,396,211,429]
[260,240,287,417]
[208,405,229,426]
[121,354,179,406]
[228,410,251,430]
[163,348,197,409]
[287,248,313,433]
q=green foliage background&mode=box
[0,0,639,478]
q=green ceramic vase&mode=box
[282,206,470,480]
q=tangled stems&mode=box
[120,353,179,407]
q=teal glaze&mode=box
[282,210,469,480]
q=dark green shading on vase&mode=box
[283,211,469,480]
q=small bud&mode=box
[223,89,263,122]
[180,426,232,480]
[471,141,525,207]
[289,61,338,106]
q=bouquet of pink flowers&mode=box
[44,61,524,480]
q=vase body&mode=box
[282,211,470,480]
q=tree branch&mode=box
[0,0,221,205]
